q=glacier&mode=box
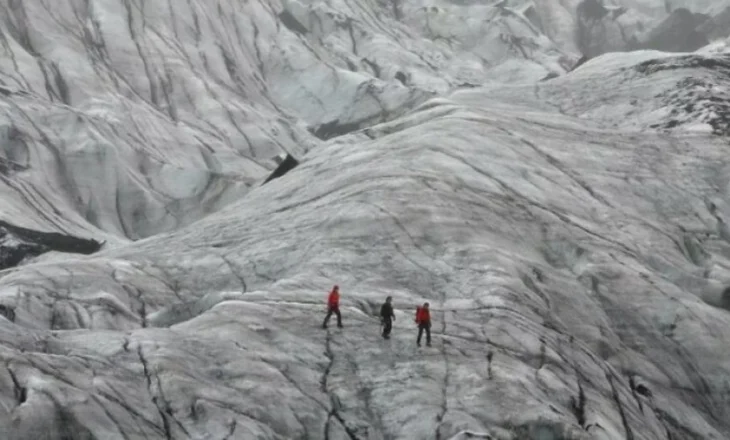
[1,0,730,439]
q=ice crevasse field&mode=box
[1,0,730,439]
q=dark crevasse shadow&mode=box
[262,154,300,185]
[0,219,103,271]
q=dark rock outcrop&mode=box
[575,0,627,59]
[697,6,730,41]
[639,8,710,53]
[574,3,728,63]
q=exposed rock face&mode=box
[697,6,730,41]
[572,0,730,60]
[575,0,628,57]
[635,8,710,53]
[1,0,730,440]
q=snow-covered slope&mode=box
[2,0,730,439]
[2,44,730,439]
[0,0,578,246]
[1,0,727,245]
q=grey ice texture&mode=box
[1,0,730,439]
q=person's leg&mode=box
[383,319,392,338]
[322,308,333,328]
[426,324,432,346]
[335,308,343,327]
[417,325,424,346]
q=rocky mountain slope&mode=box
[1,0,730,439]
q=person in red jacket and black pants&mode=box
[415,302,431,347]
[322,285,343,329]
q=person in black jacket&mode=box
[380,296,395,339]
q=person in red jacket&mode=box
[322,285,343,329]
[415,302,431,347]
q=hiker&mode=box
[322,285,343,329]
[415,302,431,347]
[380,296,395,339]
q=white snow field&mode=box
[1,0,730,439]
